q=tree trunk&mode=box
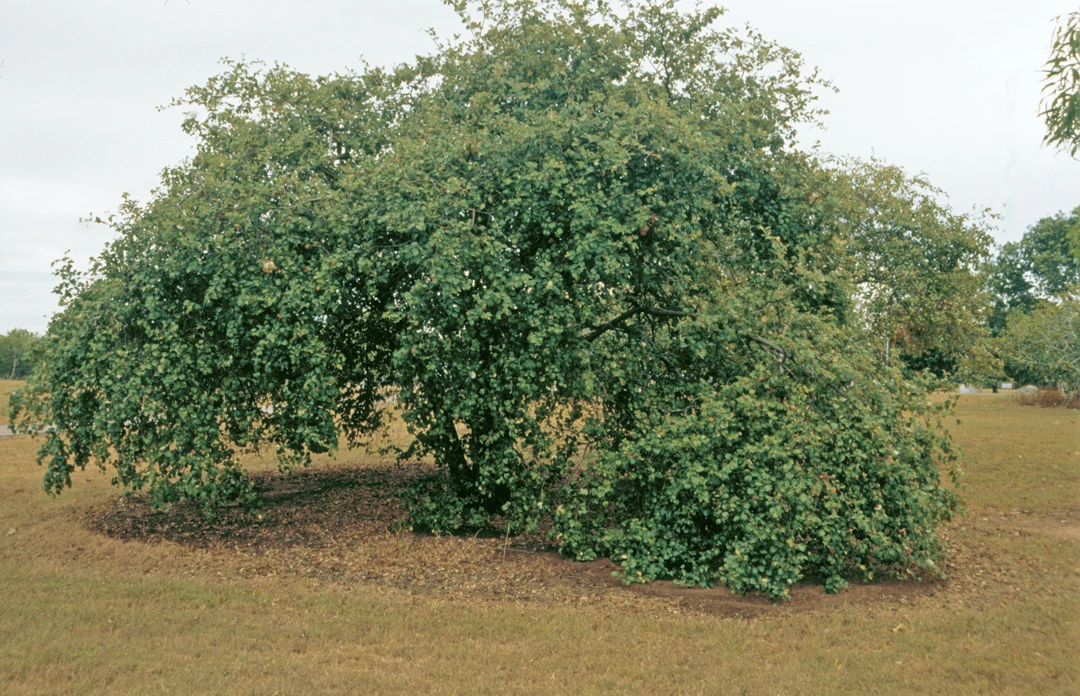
[439,411,476,496]
[438,411,510,515]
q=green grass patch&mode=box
[951,393,1080,514]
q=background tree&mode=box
[986,207,1080,334]
[987,241,1040,333]
[823,157,996,379]
[13,0,962,599]
[0,329,41,380]
[987,206,1080,387]
[1014,11,1080,393]
[998,298,1080,394]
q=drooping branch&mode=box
[583,306,644,342]
[584,307,795,368]
[583,305,698,342]
[748,334,794,364]
[640,307,698,320]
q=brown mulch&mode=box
[84,461,1063,618]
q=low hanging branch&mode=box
[583,305,698,342]
[748,334,794,365]
[583,305,795,367]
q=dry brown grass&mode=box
[1013,387,1080,410]
[0,393,1077,694]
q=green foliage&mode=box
[13,0,964,598]
[1021,209,1080,297]
[1042,11,1080,157]
[10,61,408,508]
[553,325,959,597]
[998,298,1080,393]
[823,158,997,381]
[987,207,1080,334]
[0,329,41,380]
[986,207,1080,385]
[987,241,1038,335]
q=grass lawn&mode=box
[0,392,1077,694]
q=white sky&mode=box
[2,0,1078,334]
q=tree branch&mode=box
[641,307,697,320]
[748,334,795,364]
[584,308,795,373]
[583,305,698,342]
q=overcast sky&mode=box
[2,0,1078,334]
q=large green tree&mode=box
[13,0,963,598]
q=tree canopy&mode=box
[12,0,972,598]
[1043,10,1080,157]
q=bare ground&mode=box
[83,460,1076,619]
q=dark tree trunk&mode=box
[439,411,476,497]
[439,411,511,515]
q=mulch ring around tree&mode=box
[83,461,1039,618]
